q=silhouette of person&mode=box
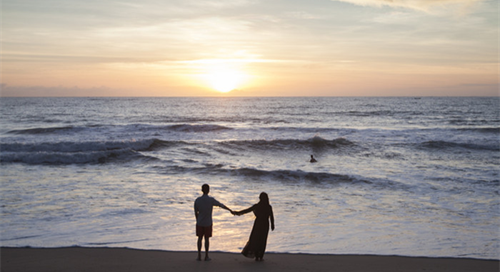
[310,155,317,163]
[233,192,275,261]
[194,184,232,261]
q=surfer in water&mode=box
[310,155,317,163]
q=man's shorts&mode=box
[196,225,213,237]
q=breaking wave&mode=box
[220,136,355,151]
[0,136,356,165]
[0,139,174,165]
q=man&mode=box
[194,184,233,261]
[310,154,317,163]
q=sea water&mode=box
[0,97,499,259]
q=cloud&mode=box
[286,11,323,20]
[0,84,122,97]
[176,58,287,65]
[332,0,484,13]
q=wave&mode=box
[151,115,291,125]
[343,110,395,117]
[6,123,232,136]
[0,138,175,165]
[458,127,500,134]
[0,136,357,165]
[163,163,366,184]
[219,136,355,151]
[0,149,157,165]
[224,167,419,192]
[166,124,232,132]
[0,138,176,153]
[230,168,361,184]
[419,140,499,151]
[7,126,86,135]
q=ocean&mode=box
[0,97,499,259]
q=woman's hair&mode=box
[259,192,270,206]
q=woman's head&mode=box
[259,192,269,205]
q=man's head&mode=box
[201,184,210,194]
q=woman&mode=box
[234,192,275,261]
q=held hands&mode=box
[229,207,274,229]
[230,210,241,216]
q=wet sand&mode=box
[1,247,498,272]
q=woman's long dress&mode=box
[240,203,274,259]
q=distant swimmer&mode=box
[310,155,317,163]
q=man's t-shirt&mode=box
[194,194,227,227]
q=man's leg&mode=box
[205,237,210,261]
[197,236,203,261]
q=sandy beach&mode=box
[1,247,498,272]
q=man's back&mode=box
[195,194,223,227]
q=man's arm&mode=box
[194,202,199,220]
[214,199,232,213]
[220,203,233,213]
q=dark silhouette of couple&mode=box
[194,184,275,262]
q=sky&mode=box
[1,0,499,97]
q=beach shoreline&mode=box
[2,247,498,272]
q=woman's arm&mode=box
[235,205,255,216]
[270,206,275,231]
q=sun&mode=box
[205,67,246,93]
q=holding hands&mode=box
[225,208,241,216]
[230,210,241,216]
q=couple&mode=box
[194,184,275,262]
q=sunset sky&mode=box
[2,0,498,96]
